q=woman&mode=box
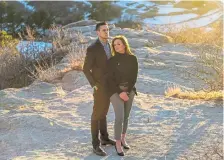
[107,35,138,156]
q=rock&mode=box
[68,25,96,34]
[63,20,98,29]
[141,30,172,44]
[54,62,71,72]
[128,38,149,48]
[133,47,152,59]
[61,70,88,91]
[66,24,115,35]
[150,50,196,63]
[110,27,171,46]
[0,81,66,109]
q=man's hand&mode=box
[119,92,129,101]
[93,85,98,91]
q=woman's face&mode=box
[113,39,126,54]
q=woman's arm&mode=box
[128,56,138,93]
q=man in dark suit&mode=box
[83,22,115,156]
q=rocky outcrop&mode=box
[0,20,222,160]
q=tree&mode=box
[27,1,88,25]
[0,1,7,30]
[88,2,122,21]
[5,5,24,36]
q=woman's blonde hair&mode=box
[111,35,134,56]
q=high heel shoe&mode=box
[121,141,130,149]
[115,145,124,156]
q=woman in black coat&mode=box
[107,35,138,156]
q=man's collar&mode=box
[98,38,109,46]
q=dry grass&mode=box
[67,43,87,71]
[30,25,87,82]
[186,45,223,91]
[0,35,31,89]
[0,24,87,89]
[155,20,223,49]
[181,134,223,160]
[0,27,55,89]
[165,86,223,101]
[156,20,223,92]
[28,58,63,83]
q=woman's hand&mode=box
[119,92,129,101]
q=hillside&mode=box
[0,20,223,160]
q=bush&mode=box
[29,25,87,82]
[165,86,223,101]
[88,2,122,21]
[186,45,223,92]
[0,27,63,89]
[157,20,223,48]
[0,31,19,49]
[116,17,142,30]
[156,21,223,92]
[0,51,32,89]
[0,31,30,89]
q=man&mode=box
[83,22,115,156]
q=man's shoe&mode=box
[93,146,107,156]
[101,138,116,145]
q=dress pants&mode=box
[91,86,110,148]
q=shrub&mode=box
[0,31,30,89]
[116,16,142,30]
[165,86,223,101]
[157,20,223,92]
[186,45,223,92]
[88,2,122,21]
[29,25,87,82]
[156,20,223,49]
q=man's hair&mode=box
[95,21,108,31]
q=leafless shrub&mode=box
[67,42,87,71]
[181,137,223,160]
[185,45,223,92]
[165,86,223,101]
[30,25,87,82]
[0,26,54,89]
[154,20,223,49]
[155,20,223,92]
[27,56,63,82]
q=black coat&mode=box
[107,53,138,97]
[83,39,111,88]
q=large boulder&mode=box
[61,71,88,91]
[128,38,149,48]
[0,81,66,109]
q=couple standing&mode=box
[83,22,138,156]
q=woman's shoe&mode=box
[121,134,130,149]
[121,141,130,149]
[115,145,124,156]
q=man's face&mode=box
[96,25,109,40]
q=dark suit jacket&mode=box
[83,39,110,88]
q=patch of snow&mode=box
[16,41,52,57]
[143,13,198,25]
[158,6,188,14]
[175,10,222,29]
